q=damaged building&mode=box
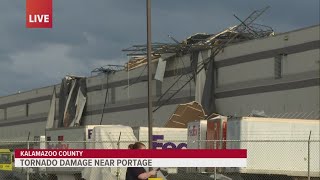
[0,21,319,141]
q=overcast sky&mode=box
[0,0,319,96]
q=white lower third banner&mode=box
[14,149,247,168]
[15,158,247,167]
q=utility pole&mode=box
[146,0,153,151]
[307,131,311,180]
[146,0,154,176]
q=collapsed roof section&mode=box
[123,25,274,70]
[122,7,274,71]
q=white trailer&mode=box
[82,125,138,180]
[44,125,168,180]
[187,120,207,149]
[45,125,98,149]
[207,116,320,178]
[45,125,134,180]
[186,120,207,173]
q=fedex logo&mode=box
[26,0,52,28]
[87,129,187,149]
[153,135,187,149]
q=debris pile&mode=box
[165,101,206,128]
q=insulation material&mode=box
[70,88,87,127]
[46,88,56,129]
[165,101,206,128]
[58,77,70,127]
[154,58,167,82]
[195,52,206,103]
[63,80,76,127]
[201,57,216,115]
[59,76,87,127]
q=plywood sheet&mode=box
[165,101,206,128]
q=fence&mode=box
[0,140,319,180]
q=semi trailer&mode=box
[41,125,188,180]
[202,116,320,179]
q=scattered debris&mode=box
[152,6,274,113]
[165,101,206,128]
[91,65,125,74]
[122,7,275,114]
[122,7,273,59]
[125,55,160,71]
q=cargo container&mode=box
[207,116,320,179]
[206,116,227,150]
[186,120,207,173]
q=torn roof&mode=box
[122,24,274,70]
[123,23,273,53]
[123,6,274,70]
[125,55,160,71]
[184,33,212,45]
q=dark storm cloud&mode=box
[1,0,319,60]
[0,0,319,95]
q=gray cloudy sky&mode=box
[0,0,319,96]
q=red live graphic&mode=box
[26,0,52,28]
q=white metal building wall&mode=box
[214,25,320,118]
[0,25,319,141]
